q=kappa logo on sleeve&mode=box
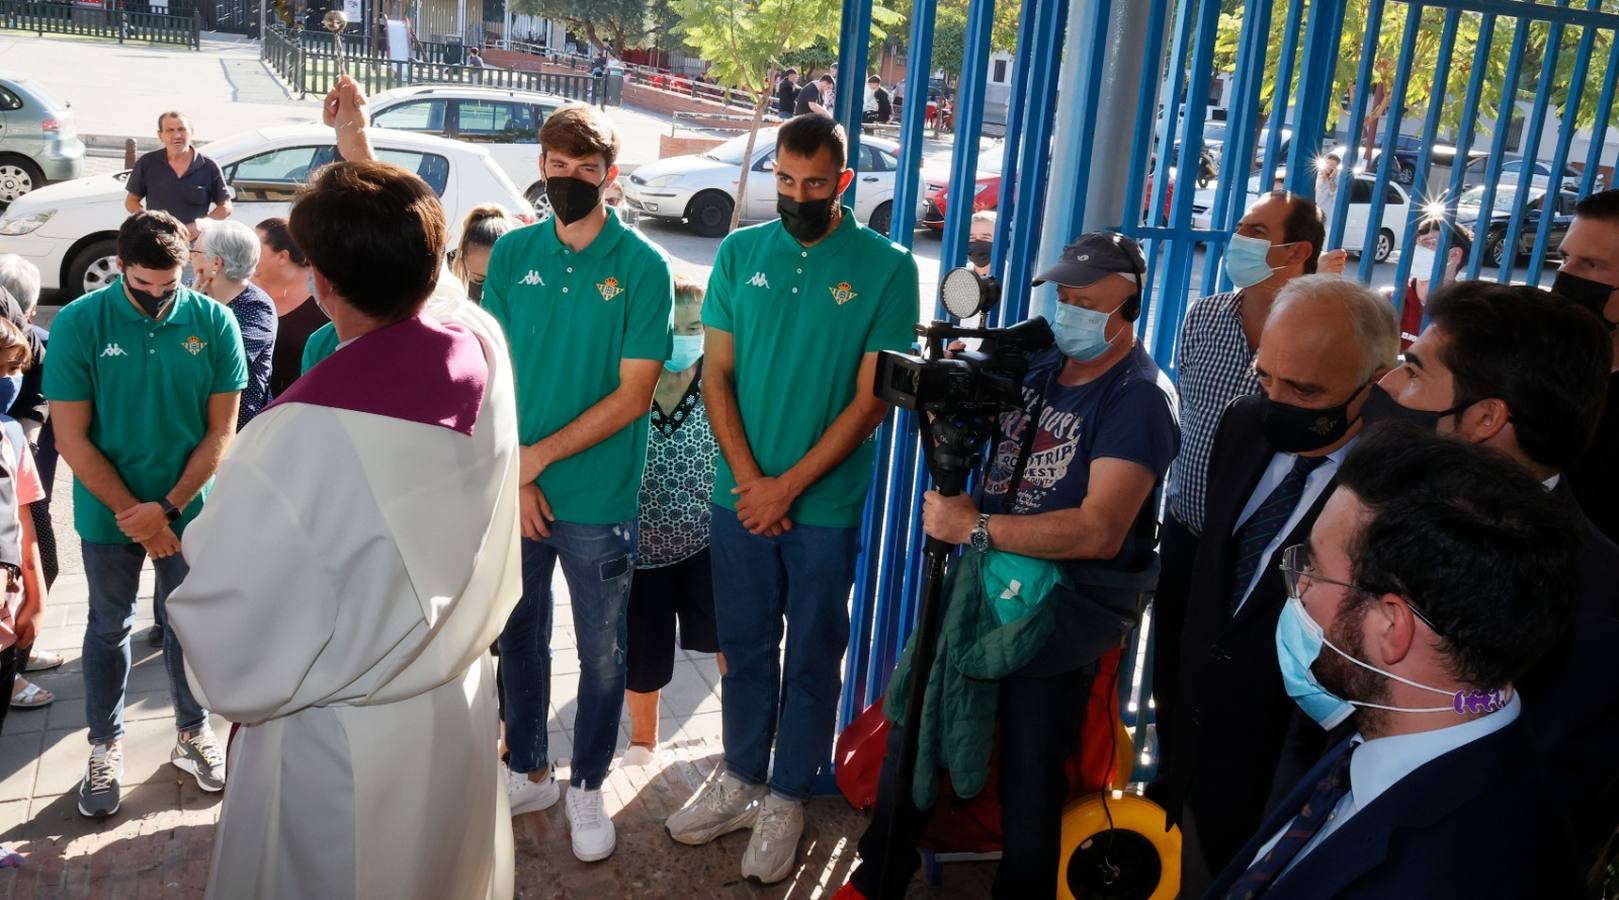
[748,272,771,289]
[520,270,545,286]
[99,343,129,358]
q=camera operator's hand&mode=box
[921,490,979,545]
[733,476,798,535]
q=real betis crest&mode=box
[598,276,624,302]
[182,335,208,356]
[829,281,858,305]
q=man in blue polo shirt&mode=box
[44,211,246,819]
[125,112,232,242]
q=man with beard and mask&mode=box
[1551,189,1619,545]
[834,233,1179,900]
[1361,280,1619,888]
[42,210,246,818]
[1392,217,1471,351]
[1204,426,1582,899]
[664,113,918,884]
[477,102,674,864]
[1149,191,1322,805]
[1154,274,1396,886]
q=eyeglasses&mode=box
[1279,543,1445,636]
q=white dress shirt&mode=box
[1230,435,1359,613]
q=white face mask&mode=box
[1408,245,1439,281]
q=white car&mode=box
[0,124,533,300]
[1192,172,1410,262]
[623,129,926,237]
[367,85,568,209]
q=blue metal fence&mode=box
[834,0,1619,788]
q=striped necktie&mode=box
[1222,742,1356,899]
[1229,454,1327,613]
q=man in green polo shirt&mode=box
[43,211,246,818]
[480,103,672,864]
[664,114,919,883]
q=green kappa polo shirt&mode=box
[703,208,919,528]
[43,279,248,544]
[482,208,674,525]
[301,320,338,373]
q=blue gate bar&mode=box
[1465,12,1532,279]
[1142,0,1198,279]
[1283,0,1348,196]
[1391,8,1461,292]
[1327,0,1387,255]
[1527,2,1599,278]
[939,0,1000,272]
[988,0,1040,296]
[842,413,896,725]
[833,0,876,206]
[1257,0,1306,192]
[1424,11,1496,301]
[886,0,941,241]
[1057,0,1117,244]
[1121,0,1175,248]
[1579,27,1619,197]
[1495,1,1570,284]
[1001,0,1070,323]
[1201,0,1273,298]
[1357,1,1422,283]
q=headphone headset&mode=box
[1111,233,1144,322]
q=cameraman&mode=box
[838,233,1181,900]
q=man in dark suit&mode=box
[1204,427,1582,899]
[1151,274,1399,880]
[1364,280,1619,886]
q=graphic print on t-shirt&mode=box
[983,382,1084,513]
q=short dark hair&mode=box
[1573,187,1619,224]
[256,216,307,267]
[1425,280,1612,470]
[1417,216,1473,258]
[783,67,797,76]
[819,74,835,85]
[289,161,445,322]
[777,114,848,168]
[539,104,620,168]
[867,74,881,84]
[117,211,188,271]
[1336,424,1580,691]
[1268,190,1325,274]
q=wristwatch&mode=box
[158,498,181,523]
[969,513,993,553]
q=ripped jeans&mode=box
[498,519,638,789]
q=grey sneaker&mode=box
[666,771,765,846]
[740,793,805,884]
[145,624,164,647]
[172,728,226,792]
[77,743,124,818]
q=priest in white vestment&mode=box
[166,158,519,900]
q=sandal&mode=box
[23,650,63,673]
[10,679,53,709]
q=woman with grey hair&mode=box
[192,219,277,428]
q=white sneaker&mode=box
[740,793,805,884]
[503,763,560,816]
[665,771,766,846]
[565,785,616,862]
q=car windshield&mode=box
[1458,184,1542,213]
[702,134,763,165]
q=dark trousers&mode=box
[1148,513,1198,766]
[850,667,1091,900]
[0,645,16,734]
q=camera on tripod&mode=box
[875,267,1054,418]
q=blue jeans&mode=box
[498,520,637,789]
[81,541,207,745]
[709,504,859,800]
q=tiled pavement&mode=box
[0,460,996,898]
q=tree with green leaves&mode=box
[507,0,650,56]
[879,0,1019,85]
[674,0,901,230]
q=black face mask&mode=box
[1551,270,1619,333]
[1260,381,1370,453]
[545,175,605,226]
[778,194,837,244]
[127,282,176,319]
[1360,382,1472,432]
[967,240,992,268]
[467,279,484,303]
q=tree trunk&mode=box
[731,90,773,233]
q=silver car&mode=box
[0,76,85,208]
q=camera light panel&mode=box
[941,267,987,320]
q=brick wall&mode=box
[659,135,726,159]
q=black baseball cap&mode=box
[1032,232,1146,288]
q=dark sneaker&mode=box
[145,625,164,647]
[172,728,226,792]
[77,743,123,818]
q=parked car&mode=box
[0,75,85,209]
[623,129,924,237]
[0,124,533,300]
[1461,156,1593,194]
[1192,172,1409,262]
[1455,183,1575,268]
[922,168,999,232]
[368,84,568,211]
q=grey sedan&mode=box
[0,76,85,208]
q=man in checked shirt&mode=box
[1148,191,1323,774]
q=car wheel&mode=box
[1485,231,1509,268]
[525,182,553,220]
[66,238,120,302]
[868,201,894,237]
[1375,229,1395,263]
[1395,164,1415,185]
[0,155,46,208]
[686,191,734,238]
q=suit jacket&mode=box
[1203,721,1579,899]
[1155,394,1343,874]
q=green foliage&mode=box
[673,0,900,92]
[883,0,1019,81]
[507,0,650,54]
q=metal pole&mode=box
[259,0,265,43]
[833,0,874,207]
[939,0,999,272]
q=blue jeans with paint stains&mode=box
[497,519,637,789]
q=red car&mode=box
[922,174,1000,231]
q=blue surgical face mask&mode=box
[665,333,703,372]
[1275,596,1459,729]
[1052,299,1128,362]
[1225,233,1293,289]
[0,373,20,416]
